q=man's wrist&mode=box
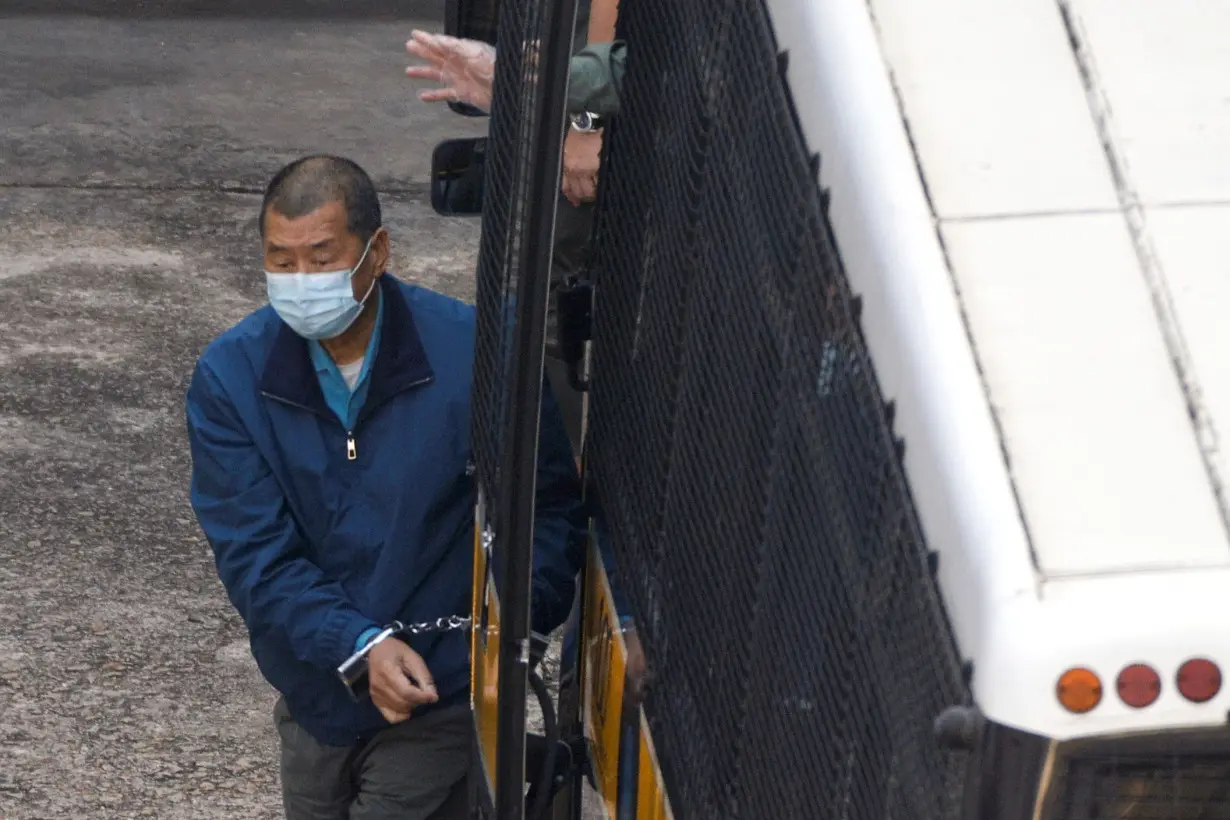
[337,621,405,697]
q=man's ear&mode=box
[370,227,391,275]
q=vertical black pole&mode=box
[494,0,579,817]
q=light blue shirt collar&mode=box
[307,288,383,431]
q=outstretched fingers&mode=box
[418,88,460,103]
[405,65,444,81]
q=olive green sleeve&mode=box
[567,40,627,118]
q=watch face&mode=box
[571,112,601,132]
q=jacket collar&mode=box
[259,275,435,417]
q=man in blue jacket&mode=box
[186,155,586,820]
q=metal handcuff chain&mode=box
[334,613,562,818]
[335,615,473,694]
[391,614,474,637]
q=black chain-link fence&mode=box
[470,0,592,491]
[469,0,540,506]
[467,0,588,814]
[466,1,550,813]
[577,0,974,816]
[468,0,975,815]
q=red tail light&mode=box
[1176,658,1222,704]
[1116,663,1161,709]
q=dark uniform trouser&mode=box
[275,698,471,820]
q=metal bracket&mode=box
[555,276,594,392]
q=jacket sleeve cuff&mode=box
[567,40,625,117]
[321,611,382,670]
[355,626,384,654]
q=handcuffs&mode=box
[336,620,554,702]
[336,621,406,700]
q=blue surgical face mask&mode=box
[265,234,378,341]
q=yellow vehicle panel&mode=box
[582,543,627,816]
[471,522,500,794]
[581,540,676,819]
[635,715,673,820]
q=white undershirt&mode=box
[338,357,365,393]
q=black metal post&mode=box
[493,0,580,817]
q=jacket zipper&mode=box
[260,391,360,461]
[270,374,434,463]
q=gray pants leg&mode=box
[275,698,471,820]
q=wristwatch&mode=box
[569,111,605,133]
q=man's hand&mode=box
[623,625,650,707]
[405,30,496,113]
[562,129,604,207]
[368,638,439,724]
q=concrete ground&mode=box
[0,5,568,818]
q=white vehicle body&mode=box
[765,0,1230,742]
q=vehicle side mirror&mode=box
[430,137,486,217]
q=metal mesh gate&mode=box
[579,0,975,816]
[467,0,578,816]
[468,0,976,815]
[469,0,592,495]
[469,0,536,505]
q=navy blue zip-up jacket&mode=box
[186,275,585,746]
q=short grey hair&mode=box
[260,155,382,242]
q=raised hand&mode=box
[405,30,497,114]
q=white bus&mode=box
[772,0,1230,814]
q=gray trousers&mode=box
[274,698,471,820]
